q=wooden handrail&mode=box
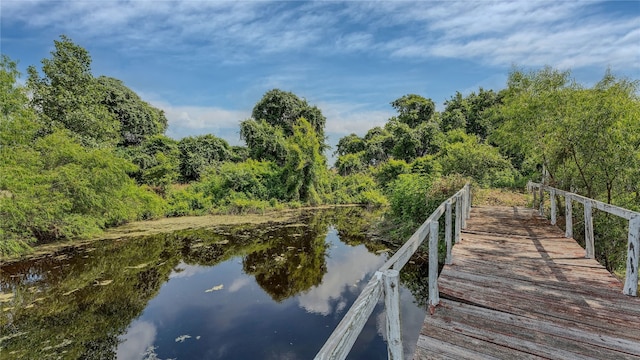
[527,182,640,297]
[315,183,471,360]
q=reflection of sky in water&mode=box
[116,228,426,360]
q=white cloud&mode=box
[321,102,393,136]
[4,0,637,70]
[150,100,248,142]
[116,320,157,360]
[297,229,385,315]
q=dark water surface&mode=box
[0,208,428,359]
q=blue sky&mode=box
[2,1,639,154]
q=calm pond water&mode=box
[0,207,429,359]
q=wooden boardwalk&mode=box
[414,206,640,359]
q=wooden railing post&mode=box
[445,200,453,265]
[461,188,468,230]
[584,200,595,259]
[550,188,557,225]
[429,220,440,307]
[539,186,544,216]
[565,194,573,238]
[532,183,538,209]
[624,216,640,297]
[466,184,471,220]
[383,269,403,360]
[454,194,461,244]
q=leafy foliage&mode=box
[251,88,326,142]
[97,76,168,146]
[178,134,233,181]
[27,35,120,147]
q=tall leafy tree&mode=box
[493,67,640,203]
[27,35,120,147]
[441,88,503,139]
[390,94,436,128]
[97,76,168,146]
[251,89,326,142]
[178,134,233,181]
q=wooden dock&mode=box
[414,206,640,359]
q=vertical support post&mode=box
[429,220,440,308]
[584,201,594,259]
[565,194,573,238]
[623,216,640,297]
[550,189,557,225]
[467,185,472,218]
[533,184,538,209]
[454,194,461,244]
[461,189,467,230]
[383,269,404,359]
[445,200,453,265]
[539,186,544,216]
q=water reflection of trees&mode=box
[0,207,395,359]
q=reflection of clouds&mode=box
[228,277,251,293]
[116,320,157,360]
[375,287,428,359]
[297,230,385,315]
[168,262,208,279]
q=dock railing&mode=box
[314,184,471,360]
[527,182,640,297]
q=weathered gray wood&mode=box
[314,272,383,360]
[455,194,461,244]
[539,185,544,216]
[415,206,640,359]
[531,182,639,220]
[565,194,573,238]
[624,216,640,297]
[550,188,557,225]
[383,269,403,360]
[445,200,453,265]
[461,188,468,229]
[467,184,472,218]
[429,220,440,307]
[532,182,538,209]
[584,200,594,259]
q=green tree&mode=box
[251,89,326,142]
[281,118,328,204]
[239,119,288,164]
[335,133,366,156]
[178,134,233,181]
[27,35,120,147]
[96,76,168,146]
[391,94,436,128]
[439,130,515,187]
[441,88,503,139]
[493,67,640,201]
[123,135,180,190]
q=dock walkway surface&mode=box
[414,206,640,359]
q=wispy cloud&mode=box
[5,1,638,69]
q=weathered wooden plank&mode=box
[445,200,453,265]
[428,220,439,307]
[584,200,595,259]
[422,300,640,359]
[440,268,640,318]
[383,269,403,360]
[565,194,573,238]
[551,188,557,225]
[416,332,524,360]
[624,216,640,296]
[454,194,461,244]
